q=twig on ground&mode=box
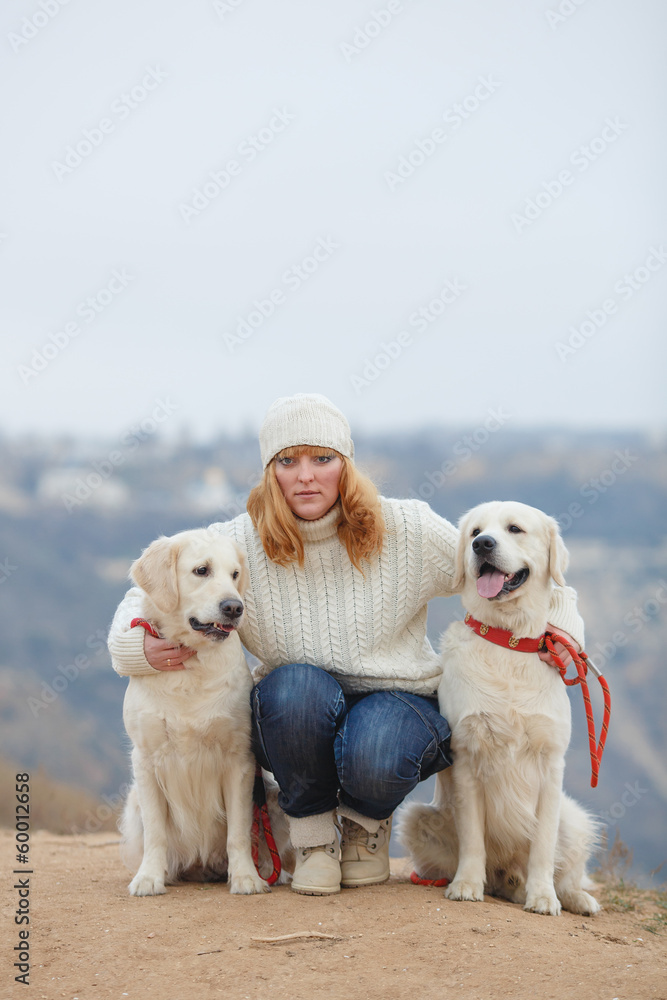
[250,931,339,943]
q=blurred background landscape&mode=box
[1,0,665,890]
[1,423,665,883]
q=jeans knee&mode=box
[254,663,342,714]
[336,729,421,807]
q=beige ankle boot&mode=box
[291,840,341,895]
[340,817,392,887]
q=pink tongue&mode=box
[477,569,506,598]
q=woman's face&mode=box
[274,450,343,520]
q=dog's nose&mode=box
[472,534,496,554]
[219,599,244,620]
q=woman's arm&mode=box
[543,586,584,650]
[108,519,241,676]
[107,587,195,675]
[107,587,156,676]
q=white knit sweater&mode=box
[107,498,584,696]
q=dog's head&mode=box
[130,529,249,645]
[453,501,568,627]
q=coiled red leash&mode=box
[409,621,612,886]
[461,616,611,788]
[544,631,611,788]
[251,767,282,886]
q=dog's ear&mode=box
[452,511,470,591]
[547,516,569,586]
[234,545,249,596]
[130,536,181,614]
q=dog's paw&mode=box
[503,870,526,904]
[230,872,271,895]
[561,889,601,916]
[128,872,167,896]
[524,889,561,916]
[445,879,485,902]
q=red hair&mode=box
[247,446,384,571]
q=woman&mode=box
[108,393,584,895]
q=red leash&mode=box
[132,619,282,884]
[462,616,611,788]
[251,767,282,885]
[409,619,612,888]
[410,871,449,887]
[543,631,611,788]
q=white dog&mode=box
[398,501,600,916]
[119,528,287,896]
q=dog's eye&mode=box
[508,525,524,534]
[193,565,209,576]
[232,570,239,580]
[471,528,480,537]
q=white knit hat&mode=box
[259,393,354,468]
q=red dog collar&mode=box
[130,617,161,639]
[464,613,545,652]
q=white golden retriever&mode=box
[120,528,286,896]
[398,501,600,916]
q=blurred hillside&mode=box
[0,425,665,881]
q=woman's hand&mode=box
[144,632,196,671]
[538,626,579,669]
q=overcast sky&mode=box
[2,0,666,443]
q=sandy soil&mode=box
[1,829,665,1000]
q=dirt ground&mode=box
[1,830,666,1000]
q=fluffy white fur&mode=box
[397,501,600,916]
[119,528,291,896]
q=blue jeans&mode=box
[251,663,452,821]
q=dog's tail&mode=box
[395,775,458,882]
[554,792,603,914]
[118,784,144,873]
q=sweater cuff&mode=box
[547,585,585,650]
[108,621,157,677]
